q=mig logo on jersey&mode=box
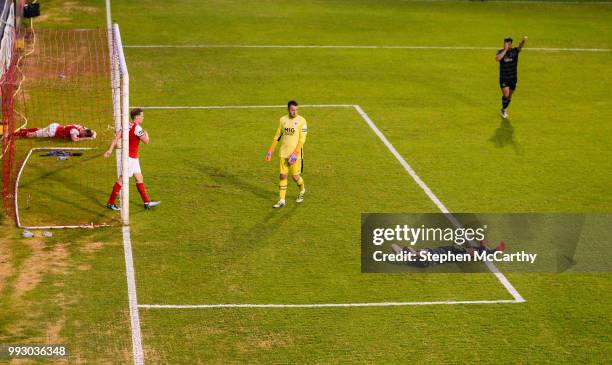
[284,127,296,135]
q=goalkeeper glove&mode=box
[265,150,273,161]
[288,153,298,165]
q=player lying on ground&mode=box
[14,122,96,141]
[103,108,160,210]
[265,100,307,208]
[496,36,527,119]
[391,240,506,267]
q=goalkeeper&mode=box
[265,100,307,208]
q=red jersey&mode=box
[54,124,84,139]
[129,122,145,158]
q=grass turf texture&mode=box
[1,0,610,363]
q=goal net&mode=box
[1,21,130,228]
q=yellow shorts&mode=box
[279,157,303,176]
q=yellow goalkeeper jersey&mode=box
[273,114,308,158]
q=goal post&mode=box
[112,23,130,226]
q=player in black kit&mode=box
[496,36,527,119]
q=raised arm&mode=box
[518,35,527,50]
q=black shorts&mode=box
[500,78,517,90]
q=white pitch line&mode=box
[528,47,610,52]
[122,225,145,365]
[353,105,524,303]
[124,44,611,52]
[137,104,354,109]
[403,0,612,4]
[483,1,612,3]
[354,105,452,214]
[139,299,520,309]
[107,0,145,358]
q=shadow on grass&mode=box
[18,153,103,187]
[19,184,113,225]
[489,118,523,155]
[191,161,274,201]
[232,204,298,248]
[191,160,300,246]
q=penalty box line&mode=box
[135,103,524,307]
[139,299,519,309]
[124,45,612,52]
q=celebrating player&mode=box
[103,108,160,210]
[14,122,96,141]
[265,100,307,208]
[496,36,527,119]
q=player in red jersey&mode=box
[14,122,96,141]
[103,108,160,210]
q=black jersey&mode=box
[497,47,520,80]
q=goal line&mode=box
[124,44,611,52]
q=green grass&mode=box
[2,0,611,363]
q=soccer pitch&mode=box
[1,0,611,364]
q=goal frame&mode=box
[1,21,130,228]
[111,23,130,226]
